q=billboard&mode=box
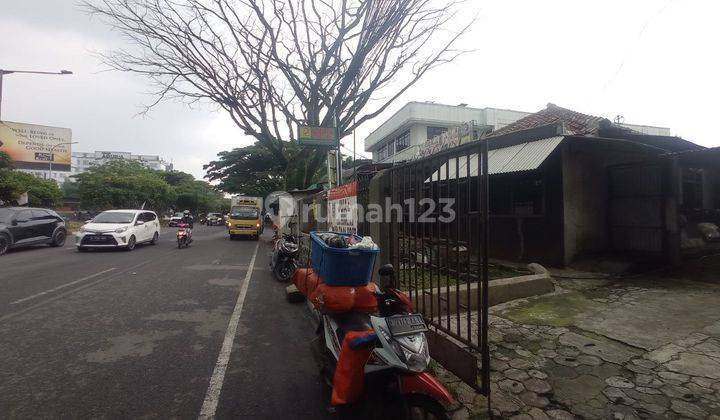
[0,121,72,171]
[328,181,357,234]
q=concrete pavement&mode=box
[0,226,331,419]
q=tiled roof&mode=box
[488,103,608,137]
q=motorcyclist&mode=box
[180,210,194,228]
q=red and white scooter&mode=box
[176,223,193,248]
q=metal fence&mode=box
[386,139,490,394]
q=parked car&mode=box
[206,212,224,226]
[75,209,160,252]
[168,211,184,227]
[0,207,68,256]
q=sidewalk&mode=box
[438,273,720,419]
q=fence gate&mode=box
[608,162,666,256]
[387,140,490,395]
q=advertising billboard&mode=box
[0,121,72,171]
[328,181,357,234]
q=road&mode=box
[0,226,333,419]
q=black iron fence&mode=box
[386,139,490,394]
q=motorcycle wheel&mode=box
[177,238,184,249]
[275,262,296,282]
[402,395,448,420]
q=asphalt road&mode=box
[0,226,333,419]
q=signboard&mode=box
[96,151,131,160]
[298,125,337,147]
[328,181,357,234]
[0,121,72,170]
[417,121,475,159]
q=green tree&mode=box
[0,170,63,207]
[75,160,176,211]
[0,151,13,170]
[204,141,316,197]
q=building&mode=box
[18,168,74,185]
[470,103,714,266]
[71,151,173,178]
[364,102,531,163]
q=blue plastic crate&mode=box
[310,231,379,287]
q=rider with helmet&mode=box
[181,210,194,228]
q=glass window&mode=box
[0,208,16,223]
[396,130,410,151]
[93,212,136,224]
[683,168,703,209]
[427,126,448,140]
[490,176,545,216]
[230,207,259,220]
[16,210,32,222]
[32,210,50,219]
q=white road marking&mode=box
[10,268,117,305]
[198,242,259,419]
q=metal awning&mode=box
[426,136,564,182]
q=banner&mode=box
[328,181,357,234]
[0,121,72,170]
[417,121,475,159]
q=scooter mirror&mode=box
[378,264,395,277]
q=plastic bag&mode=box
[348,236,379,250]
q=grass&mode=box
[398,264,521,290]
[66,221,85,234]
[500,291,599,327]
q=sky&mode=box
[1,0,718,180]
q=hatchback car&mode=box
[206,212,224,226]
[0,207,68,256]
[76,210,160,251]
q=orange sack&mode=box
[331,330,377,406]
[310,283,379,314]
[293,268,322,297]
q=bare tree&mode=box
[86,0,475,188]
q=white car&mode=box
[76,210,161,252]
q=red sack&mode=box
[293,268,322,297]
[353,283,379,313]
[310,284,356,313]
[331,330,377,406]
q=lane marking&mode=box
[0,249,177,324]
[199,241,259,419]
[10,268,117,305]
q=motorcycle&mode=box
[176,223,193,248]
[310,264,453,420]
[271,233,299,281]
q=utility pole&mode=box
[334,110,342,187]
[0,69,73,121]
[49,141,78,182]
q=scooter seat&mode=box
[331,312,373,344]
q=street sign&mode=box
[298,125,337,147]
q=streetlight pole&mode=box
[0,69,73,120]
[49,141,78,182]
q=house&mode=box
[364,102,531,163]
[475,103,718,266]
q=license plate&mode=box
[88,235,105,242]
[387,314,427,336]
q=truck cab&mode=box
[227,205,262,240]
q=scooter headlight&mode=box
[403,340,430,372]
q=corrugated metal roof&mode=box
[425,136,564,182]
[493,136,563,174]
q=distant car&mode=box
[168,211,184,227]
[75,209,160,252]
[206,212,224,226]
[0,207,68,256]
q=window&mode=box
[427,126,448,140]
[16,210,32,222]
[32,210,50,220]
[395,130,410,151]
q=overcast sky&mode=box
[1,0,718,180]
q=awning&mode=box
[426,136,564,182]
